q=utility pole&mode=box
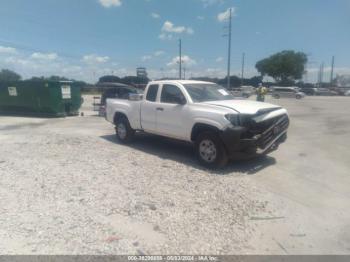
[330,56,335,85]
[226,8,232,89]
[319,62,324,87]
[160,67,164,79]
[179,39,182,80]
[241,52,245,87]
[183,66,186,80]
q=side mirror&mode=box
[176,96,186,105]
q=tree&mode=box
[256,50,307,85]
[334,75,350,87]
[0,69,22,81]
[245,76,263,87]
[29,75,70,81]
[98,75,150,86]
[47,75,70,81]
[98,75,121,83]
[120,76,150,85]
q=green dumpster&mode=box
[0,81,82,117]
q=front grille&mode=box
[240,114,289,140]
[258,115,289,149]
[252,114,288,134]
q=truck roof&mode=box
[149,80,214,85]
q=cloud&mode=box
[160,21,194,40]
[0,46,17,54]
[159,33,173,40]
[197,16,205,20]
[154,50,165,56]
[201,0,224,7]
[216,57,224,63]
[142,55,152,62]
[141,51,165,62]
[162,21,194,34]
[167,55,197,67]
[186,28,194,35]
[98,0,122,8]
[151,12,160,19]
[5,57,31,66]
[307,66,350,74]
[31,52,58,61]
[162,21,187,33]
[205,68,226,77]
[83,54,110,64]
[217,7,235,22]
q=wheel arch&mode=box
[191,123,222,142]
[113,111,128,125]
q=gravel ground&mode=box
[0,100,275,254]
[0,95,349,255]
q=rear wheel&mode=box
[296,94,302,99]
[195,132,228,169]
[115,116,135,143]
[273,94,280,99]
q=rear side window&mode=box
[101,88,117,105]
[146,85,159,102]
[118,88,132,99]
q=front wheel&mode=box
[296,94,302,99]
[195,132,228,169]
[115,117,135,143]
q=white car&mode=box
[271,87,305,99]
[106,80,289,168]
[345,90,350,96]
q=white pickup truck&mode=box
[106,80,289,168]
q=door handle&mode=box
[156,107,164,111]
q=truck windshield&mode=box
[183,84,234,102]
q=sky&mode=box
[0,0,349,83]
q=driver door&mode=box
[156,84,188,140]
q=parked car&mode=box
[271,87,305,99]
[314,88,338,96]
[106,80,289,168]
[345,90,350,96]
[300,87,317,96]
[98,83,142,116]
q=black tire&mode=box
[296,94,302,99]
[273,94,280,99]
[195,131,228,169]
[115,116,135,143]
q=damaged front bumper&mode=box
[220,114,289,159]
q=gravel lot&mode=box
[0,95,349,254]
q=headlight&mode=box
[225,114,240,126]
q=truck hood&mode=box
[201,100,281,114]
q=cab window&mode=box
[161,85,186,104]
